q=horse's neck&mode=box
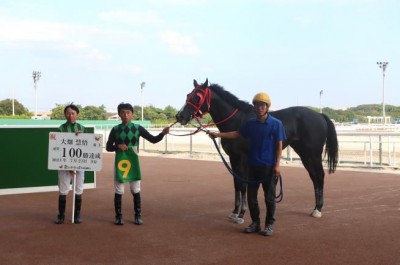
[209,97,251,132]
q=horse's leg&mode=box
[238,186,247,223]
[301,155,325,218]
[228,180,246,224]
[228,180,241,220]
[292,143,325,218]
[228,156,247,224]
[236,156,248,224]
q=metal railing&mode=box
[97,127,400,169]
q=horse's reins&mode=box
[169,85,283,202]
[195,126,283,202]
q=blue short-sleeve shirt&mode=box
[238,114,286,167]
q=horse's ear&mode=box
[193,79,198,87]
[204,78,209,87]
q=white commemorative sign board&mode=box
[48,132,103,171]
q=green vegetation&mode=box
[1,98,400,124]
[50,104,108,120]
[0,99,31,116]
[315,104,400,123]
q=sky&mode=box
[0,0,399,113]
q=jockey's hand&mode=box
[162,127,170,135]
[117,144,129,151]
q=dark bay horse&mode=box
[175,79,339,223]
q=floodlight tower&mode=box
[140,82,146,121]
[376,62,388,124]
[32,71,41,116]
[319,90,323,113]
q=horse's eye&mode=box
[193,92,205,104]
[191,95,200,103]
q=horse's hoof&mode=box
[311,209,322,218]
[228,213,238,220]
[234,217,244,224]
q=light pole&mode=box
[377,62,388,124]
[140,82,146,121]
[319,90,323,113]
[32,71,41,116]
[12,85,15,116]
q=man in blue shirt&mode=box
[209,92,286,236]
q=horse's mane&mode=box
[209,83,253,112]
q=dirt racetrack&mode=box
[1,153,399,265]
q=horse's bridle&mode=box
[170,85,238,136]
[185,85,239,128]
[185,85,211,119]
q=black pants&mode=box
[247,166,276,225]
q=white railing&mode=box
[97,126,400,169]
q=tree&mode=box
[51,104,107,120]
[144,105,163,121]
[202,113,213,124]
[50,104,67,120]
[81,105,107,120]
[0,99,30,115]
[163,105,178,120]
[157,113,167,120]
[132,105,142,120]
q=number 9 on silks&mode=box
[115,148,141,183]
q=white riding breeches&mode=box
[113,166,141,195]
[114,179,141,195]
[58,170,85,195]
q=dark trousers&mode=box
[247,166,276,225]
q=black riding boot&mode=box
[74,194,82,224]
[55,195,66,224]
[133,192,143,225]
[114,193,124,225]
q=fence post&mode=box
[369,136,373,167]
[190,134,193,155]
[165,134,168,153]
[388,136,391,165]
[379,135,382,165]
[363,142,367,165]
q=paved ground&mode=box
[1,153,399,265]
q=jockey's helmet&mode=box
[252,92,271,106]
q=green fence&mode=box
[0,126,96,195]
[0,119,151,129]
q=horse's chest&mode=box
[222,139,249,156]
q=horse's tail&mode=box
[322,114,339,173]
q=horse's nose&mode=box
[175,111,189,125]
[175,112,185,124]
[175,112,181,121]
